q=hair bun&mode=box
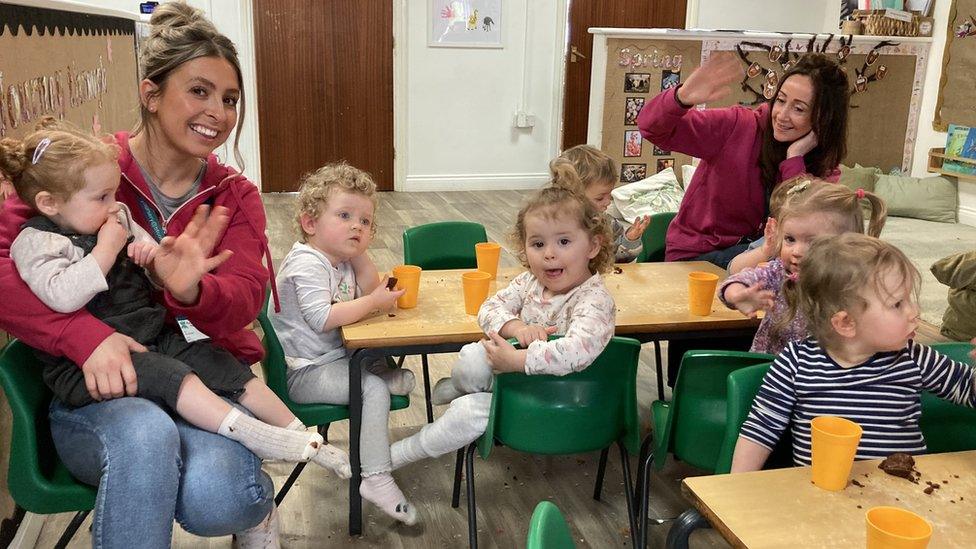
[0,138,29,181]
[149,2,217,37]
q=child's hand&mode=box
[725,283,775,318]
[483,331,525,372]
[127,240,158,267]
[760,217,778,259]
[369,275,405,311]
[511,323,558,347]
[625,215,651,242]
[96,215,129,253]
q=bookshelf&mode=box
[927,148,976,182]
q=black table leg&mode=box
[348,348,368,536]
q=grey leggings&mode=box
[286,357,393,475]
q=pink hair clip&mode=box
[855,188,865,199]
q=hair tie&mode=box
[31,138,52,165]
[855,188,865,199]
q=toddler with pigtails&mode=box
[719,177,886,355]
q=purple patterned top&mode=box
[718,259,809,355]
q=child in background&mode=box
[726,175,813,274]
[558,144,650,262]
[393,172,616,470]
[719,177,886,355]
[1,120,350,476]
[269,162,419,525]
[731,234,976,471]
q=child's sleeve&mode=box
[912,342,976,408]
[10,228,108,314]
[718,262,781,308]
[738,345,799,451]
[612,217,642,263]
[478,271,530,334]
[524,287,616,376]
[283,252,339,332]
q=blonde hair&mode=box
[768,176,888,342]
[511,164,614,275]
[798,233,919,347]
[135,2,246,168]
[0,117,118,209]
[557,144,617,191]
[294,161,378,242]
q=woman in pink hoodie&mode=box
[637,52,849,270]
[0,4,282,547]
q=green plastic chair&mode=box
[636,350,773,547]
[922,342,976,453]
[526,501,576,549]
[634,211,676,263]
[716,363,794,474]
[403,221,489,424]
[256,306,409,505]
[0,340,96,548]
[455,336,642,548]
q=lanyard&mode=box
[136,195,166,242]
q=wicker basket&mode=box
[853,9,919,36]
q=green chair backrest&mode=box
[479,336,641,459]
[403,221,488,270]
[635,211,677,263]
[921,342,976,453]
[526,501,576,549]
[716,363,793,474]
[656,350,774,471]
[0,340,96,514]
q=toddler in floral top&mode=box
[720,176,886,355]
[387,166,616,470]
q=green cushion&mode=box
[874,174,958,223]
[838,164,881,193]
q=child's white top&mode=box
[270,242,357,369]
[478,271,616,376]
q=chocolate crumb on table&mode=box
[851,479,865,488]
[878,452,921,483]
[612,266,623,274]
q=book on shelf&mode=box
[943,124,976,175]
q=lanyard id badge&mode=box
[136,196,210,342]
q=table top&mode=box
[341,261,757,349]
[682,450,976,548]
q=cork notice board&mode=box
[933,0,976,130]
[0,4,138,141]
[603,36,928,180]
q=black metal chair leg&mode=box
[274,462,308,506]
[54,510,90,549]
[422,354,434,423]
[665,509,710,549]
[318,423,331,443]
[638,443,655,549]
[654,340,665,400]
[451,447,465,508]
[592,447,609,501]
[618,440,639,549]
[464,442,479,549]
[634,433,654,507]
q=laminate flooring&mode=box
[35,190,948,548]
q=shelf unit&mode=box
[928,148,976,182]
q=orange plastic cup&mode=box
[462,271,492,315]
[810,416,863,491]
[866,507,932,549]
[392,265,422,309]
[687,271,719,316]
[475,242,502,279]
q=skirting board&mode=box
[959,181,976,227]
[399,173,549,192]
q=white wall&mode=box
[687,0,837,33]
[400,0,565,191]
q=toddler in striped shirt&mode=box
[732,234,976,471]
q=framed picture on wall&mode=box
[429,0,502,48]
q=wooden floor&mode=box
[35,190,948,548]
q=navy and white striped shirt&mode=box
[740,339,976,465]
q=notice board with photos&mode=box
[933,0,976,130]
[588,29,933,185]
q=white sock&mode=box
[360,472,418,525]
[374,368,416,396]
[285,418,306,431]
[311,444,352,479]
[217,408,322,462]
[390,435,430,471]
[231,504,280,549]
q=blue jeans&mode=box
[49,396,274,549]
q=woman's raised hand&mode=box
[153,205,234,304]
[675,51,744,106]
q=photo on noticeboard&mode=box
[624,72,651,93]
[661,70,680,91]
[621,163,647,183]
[656,157,675,173]
[624,97,644,125]
[624,130,642,157]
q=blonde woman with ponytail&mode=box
[717,176,886,355]
[0,3,282,547]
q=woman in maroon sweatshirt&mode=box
[0,4,282,547]
[638,52,849,269]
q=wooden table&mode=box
[340,262,758,535]
[677,450,976,548]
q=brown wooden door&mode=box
[253,0,393,192]
[562,0,686,150]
